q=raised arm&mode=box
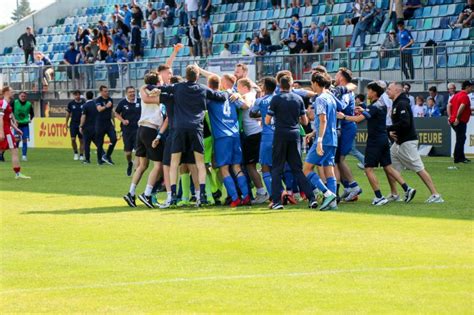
[165,43,184,68]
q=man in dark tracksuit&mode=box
[17,27,36,65]
[95,85,117,165]
[79,91,99,164]
[265,75,318,210]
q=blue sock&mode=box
[306,172,328,193]
[283,167,293,191]
[327,177,337,194]
[349,181,359,188]
[223,176,238,201]
[237,175,249,198]
[262,171,272,196]
[292,178,300,193]
[199,183,206,195]
[171,184,177,195]
[22,142,27,156]
[342,180,350,188]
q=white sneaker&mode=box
[372,197,388,206]
[158,200,172,209]
[79,155,84,161]
[251,192,269,204]
[425,194,444,203]
[344,186,362,202]
[357,162,365,170]
[385,194,401,202]
[15,173,31,179]
[21,156,27,161]
[340,188,350,199]
[74,154,79,161]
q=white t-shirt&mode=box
[407,94,415,109]
[380,92,393,126]
[241,91,262,136]
[412,104,427,117]
[220,49,232,57]
[138,90,164,128]
[185,0,198,12]
[153,17,164,33]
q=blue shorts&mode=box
[338,124,357,156]
[259,140,272,166]
[214,137,243,168]
[306,144,336,167]
[18,125,29,140]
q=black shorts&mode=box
[135,126,164,162]
[242,132,261,165]
[172,128,204,154]
[70,124,82,139]
[122,128,138,152]
[364,141,392,168]
[163,130,196,166]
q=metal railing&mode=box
[0,45,472,98]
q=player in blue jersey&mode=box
[249,77,277,199]
[333,68,362,202]
[207,74,251,207]
[304,72,338,211]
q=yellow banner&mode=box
[33,118,124,149]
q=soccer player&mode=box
[333,68,362,202]
[265,75,317,210]
[207,74,251,207]
[79,91,99,164]
[66,90,85,161]
[336,81,416,206]
[303,73,338,211]
[115,86,141,176]
[250,77,277,198]
[386,82,443,203]
[123,72,168,208]
[0,86,30,179]
[157,65,227,207]
[95,85,117,165]
[12,91,34,161]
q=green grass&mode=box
[1,148,473,313]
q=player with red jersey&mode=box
[0,86,30,179]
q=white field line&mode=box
[1,265,472,295]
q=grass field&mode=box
[1,148,473,313]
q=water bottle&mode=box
[447,166,458,170]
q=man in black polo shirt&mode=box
[66,90,85,161]
[265,75,317,210]
[386,82,443,203]
[157,65,226,206]
[337,81,416,206]
[115,86,141,176]
[95,85,117,165]
[79,91,99,164]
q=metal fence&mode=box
[0,45,472,98]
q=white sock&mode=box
[324,190,333,197]
[195,190,201,201]
[257,187,266,195]
[167,191,172,202]
[145,185,153,197]
[129,183,137,196]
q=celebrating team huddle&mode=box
[58,46,444,210]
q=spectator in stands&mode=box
[314,22,329,52]
[154,10,165,48]
[200,14,213,57]
[281,33,300,54]
[259,28,272,48]
[34,51,53,88]
[451,0,474,29]
[299,33,313,54]
[98,20,109,33]
[164,0,177,26]
[403,0,422,20]
[425,97,441,117]
[350,3,376,48]
[145,2,154,20]
[397,21,414,80]
[380,30,399,57]
[271,0,282,9]
[189,17,202,56]
[98,29,112,61]
[64,42,80,89]
[241,37,255,56]
[147,10,157,49]
[89,29,100,59]
[288,14,303,39]
[75,26,84,47]
[132,5,145,28]
[17,26,36,65]
[251,36,266,77]
[105,49,119,89]
[448,80,473,163]
[344,0,363,26]
[412,96,427,117]
[83,46,95,90]
[113,4,123,19]
[307,22,318,42]
[382,0,403,32]
[267,22,283,53]
[185,0,199,23]
[428,86,445,115]
[447,82,457,105]
[403,83,415,109]
[80,29,92,49]
[220,43,232,57]
[120,4,133,28]
[131,19,143,61]
[177,0,188,27]
[200,0,211,17]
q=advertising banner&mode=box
[355,117,451,156]
[32,118,124,149]
[451,119,474,157]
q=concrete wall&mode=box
[0,0,90,52]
